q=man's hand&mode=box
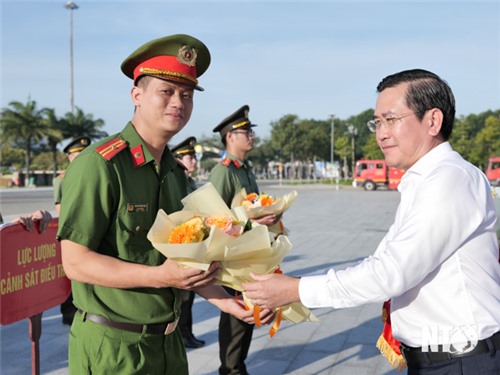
[243,272,301,310]
[222,297,275,325]
[195,285,275,325]
[252,213,282,226]
[157,260,221,290]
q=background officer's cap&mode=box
[121,34,211,91]
[63,136,91,154]
[171,136,197,158]
[212,105,257,137]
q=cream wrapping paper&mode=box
[147,183,317,324]
[231,189,298,218]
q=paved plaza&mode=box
[1,184,402,374]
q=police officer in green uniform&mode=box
[171,136,205,349]
[54,136,91,217]
[54,135,91,325]
[209,105,281,375]
[171,136,198,194]
[57,35,274,375]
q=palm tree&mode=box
[43,108,65,177]
[62,106,108,141]
[0,98,48,186]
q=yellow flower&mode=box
[168,216,208,244]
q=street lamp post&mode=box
[347,124,358,177]
[64,1,78,114]
[329,114,335,182]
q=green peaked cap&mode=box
[121,34,210,91]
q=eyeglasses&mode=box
[367,112,418,133]
[231,129,255,138]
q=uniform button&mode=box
[135,226,141,232]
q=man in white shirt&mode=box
[244,69,500,374]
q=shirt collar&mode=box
[399,142,452,191]
[121,122,177,171]
[225,152,246,167]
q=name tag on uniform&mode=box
[127,203,148,213]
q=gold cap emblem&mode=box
[177,45,197,67]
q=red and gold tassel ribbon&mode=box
[376,300,407,371]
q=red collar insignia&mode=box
[130,144,146,167]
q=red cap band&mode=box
[133,55,198,86]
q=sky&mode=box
[2,1,499,147]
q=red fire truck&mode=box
[353,159,405,191]
[486,156,500,186]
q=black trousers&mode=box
[60,293,77,321]
[218,288,253,375]
[407,347,500,374]
[178,289,195,338]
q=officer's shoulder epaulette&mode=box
[221,158,241,168]
[176,159,187,171]
[95,138,128,161]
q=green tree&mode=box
[0,142,25,173]
[269,114,301,163]
[450,110,500,163]
[248,136,275,175]
[345,109,374,161]
[0,98,48,186]
[269,115,332,163]
[44,108,66,176]
[361,134,384,159]
[335,136,350,177]
[299,119,330,162]
[62,106,108,140]
[471,115,500,168]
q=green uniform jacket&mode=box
[208,152,259,207]
[53,174,64,204]
[57,122,188,324]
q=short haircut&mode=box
[377,69,456,140]
[136,75,153,89]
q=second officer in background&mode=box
[54,135,91,325]
[209,105,281,375]
[171,136,205,349]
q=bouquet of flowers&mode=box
[147,183,317,332]
[167,214,244,244]
[231,189,298,236]
[232,190,297,218]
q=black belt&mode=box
[401,331,500,365]
[77,309,179,335]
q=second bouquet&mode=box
[147,182,318,328]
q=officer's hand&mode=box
[31,210,52,233]
[222,298,275,325]
[158,260,221,290]
[252,213,282,226]
[13,210,52,233]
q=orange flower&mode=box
[243,193,279,207]
[245,193,258,201]
[168,216,208,244]
[260,194,274,206]
[204,214,243,238]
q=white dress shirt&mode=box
[299,142,500,347]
